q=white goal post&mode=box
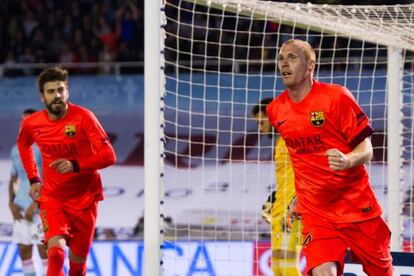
[145,1,414,275]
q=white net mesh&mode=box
[161,0,414,274]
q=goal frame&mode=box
[144,1,409,275]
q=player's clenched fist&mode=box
[49,159,74,173]
[29,183,42,200]
[325,148,350,171]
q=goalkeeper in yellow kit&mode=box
[252,98,302,276]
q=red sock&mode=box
[47,247,65,276]
[69,260,87,276]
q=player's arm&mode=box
[326,87,374,171]
[24,201,38,221]
[326,138,373,171]
[24,146,41,220]
[346,137,373,166]
[261,191,275,224]
[17,119,42,200]
[8,174,22,221]
[78,111,116,170]
[8,148,22,220]
[285,196,299,230]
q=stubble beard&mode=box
[46,100,67,117]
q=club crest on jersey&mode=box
[310,111,325,127]
[65,124,77,137]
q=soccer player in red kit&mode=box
[17,67,116,276]
[266,39,393,276]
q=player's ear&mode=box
[39,93,45,103]
[307,60,315,73]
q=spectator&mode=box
[0,0,142,71]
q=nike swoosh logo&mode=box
[277,120,287,127]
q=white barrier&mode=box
[1,241,413,276]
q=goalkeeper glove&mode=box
[261,191,276,224]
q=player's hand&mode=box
[261,202,272,224]
[24,202,37,221]
[286,196,300,231]
[325,148,351,171]
[29,183,42,201]
[261,191,276,224]
[50,159,74,173]
[9,203,23,221]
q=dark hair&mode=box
[23,108,37,115]
[37,67,68,94]
[251,98,273,116]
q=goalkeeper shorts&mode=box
[301,214,393,276]
[272,218,302,252]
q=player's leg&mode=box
[68,250,88,276]
[271,219,302,275]
[39,204,70,276]
[301,215,347,276]
[311,262,338,276]
[67,201,98,276]
[339,216,393,276]
[37,243,49,274]
[31,214,49,274]
[47,236,67,276]
[18,244,36,276]
[13,219,37,276]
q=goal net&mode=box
[158,0,414,274]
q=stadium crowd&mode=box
[0,0,143,75]
[1,0,411,76]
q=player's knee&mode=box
[48,246,65,264]
[18,245,33,260]
[47,235,67,248]
[311,262,337,276]
[69,250,87,263]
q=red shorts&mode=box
[39,201,98,257]
[301,214,393,276]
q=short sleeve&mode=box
[337,88,374,148]
[10,147,18,176]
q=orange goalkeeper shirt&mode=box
[266,80,382,223]
[17,103,116,209]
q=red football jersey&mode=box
[267,80,382,223]
[17,103,116,209]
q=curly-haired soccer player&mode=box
[17,66,116,275]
